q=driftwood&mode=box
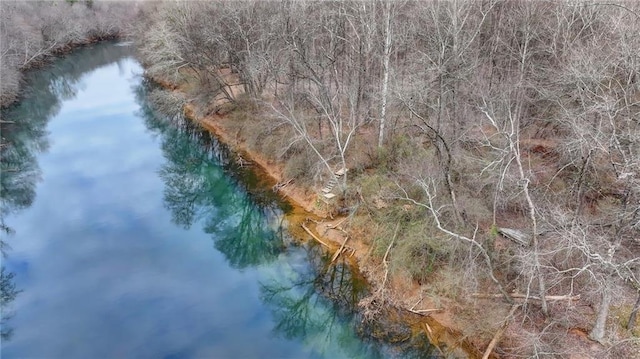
[405,307,443,316]
[473,293,580,301]
[273,178,293,193]
[405,297,442,316]
[423,323,446,357]
[330,236,350,263]
[236,154,252,167]
[301,223,331,248]
[328,216,349,230]
[334,246,355,261]
[303,223,353,263]
[482,304,520,359]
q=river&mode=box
[0,42,436,358]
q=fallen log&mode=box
[380,223,400,292]
[273,178,293,193]
[405,307,443,316]
[482,304,520,359]
[410,297,423,311]
[472,293,580,301]
[301,223,331,248]
[331,236,349,263]
[328,216,349,229]
[236,154,252,167]
[497,227,530,246]
[423,323,446,357]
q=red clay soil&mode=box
[179,102,488,358]
[155,74,622,359]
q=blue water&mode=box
[0,43,416,358]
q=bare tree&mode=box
[377,0,393,148]
[1,0,134,107]
[395,177,514,302]
[132,1,640,355]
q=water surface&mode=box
[0,42,435,359]
[0,43,360,358]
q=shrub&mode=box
[283,150,314,184]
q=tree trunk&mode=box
[627,291,640,331]
[590,286,612,342]
[572,150,592,222]
[378,0,391,148]
[518,160,548,316]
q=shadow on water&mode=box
[0,41,134,343]
[136,81,441,358]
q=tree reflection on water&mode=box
[138,84,385,356]
[260,245,375,356]
[1,42,134,239]
[259,245,438,358]
[138,84,440,358]
[1,267,21,341]
[137,84,286,269]
[0,42,135,343]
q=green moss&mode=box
[611,305,640,337]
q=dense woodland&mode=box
[0,0,135,107]
[1,0,639,357]
[134,1,639,357]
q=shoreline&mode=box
[172,91,483,358]
[0,35,122,109]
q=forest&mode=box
[2,0,640,358]
[0,0,135,107]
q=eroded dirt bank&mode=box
[170,99,483,358]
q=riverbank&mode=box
[148,74,482,358]
[0,1,134,109]
[4,48,405,358]
[0,35,122,110]
[145,65,638,358]
[131,2,640,356]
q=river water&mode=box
[0,42,436,358]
